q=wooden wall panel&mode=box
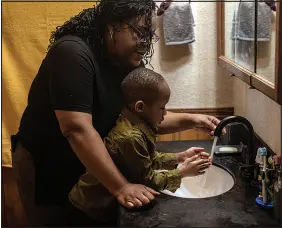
[157,129,212,142]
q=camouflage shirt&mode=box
[69,108,181,221]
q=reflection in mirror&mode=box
[224,1,277,83]
[224,1,256,72]
[256,3,276,84]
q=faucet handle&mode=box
[238,163,257,170]
[241,143,251,165]
[238,163,258,178]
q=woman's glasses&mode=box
[126,22,160,44]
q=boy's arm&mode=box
[151,151,178,170]
[118,135,181,193]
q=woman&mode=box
[12,0,221,226]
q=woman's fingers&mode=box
[118,195,134,208]
[125,201,135,208]
[144,186,160,196]
[117,184,159,209]
[135,186,159,205]
[131,198,143,207]
[142,189,156,201]
[120,195,147,208]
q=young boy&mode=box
[69,68,211,225]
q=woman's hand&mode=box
[176,147,211,164]
[157,112,225,135]
[192,114,226,136]
[115,183,160,208]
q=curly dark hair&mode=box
[48,0,157,65]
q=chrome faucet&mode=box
[214,116,255,166]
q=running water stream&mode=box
[199,136,218,197]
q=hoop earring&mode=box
[110,30,114,39]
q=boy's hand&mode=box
[176,147,211,164]
[178,155,211,178]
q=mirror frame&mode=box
[217,1,282,104]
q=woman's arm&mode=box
[56,110,159,208]
[157,111,221,135]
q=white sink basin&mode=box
[161,164,234,198]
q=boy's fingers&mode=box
[187,147,204,154]
[194,158,209,165]
[198,171,206,175]
[194,147,205,152]
[200,152,211,161]
[187,154,199,162]
[200,152,210,157]
[199,163,210,170]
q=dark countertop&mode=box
[118,140,280,227]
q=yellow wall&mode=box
[2,2,96,167]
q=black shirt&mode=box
[19,35,141,205]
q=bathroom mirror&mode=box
[224,1,256,73]
[217,0,282,103]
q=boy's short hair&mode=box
[121,68,166,105]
